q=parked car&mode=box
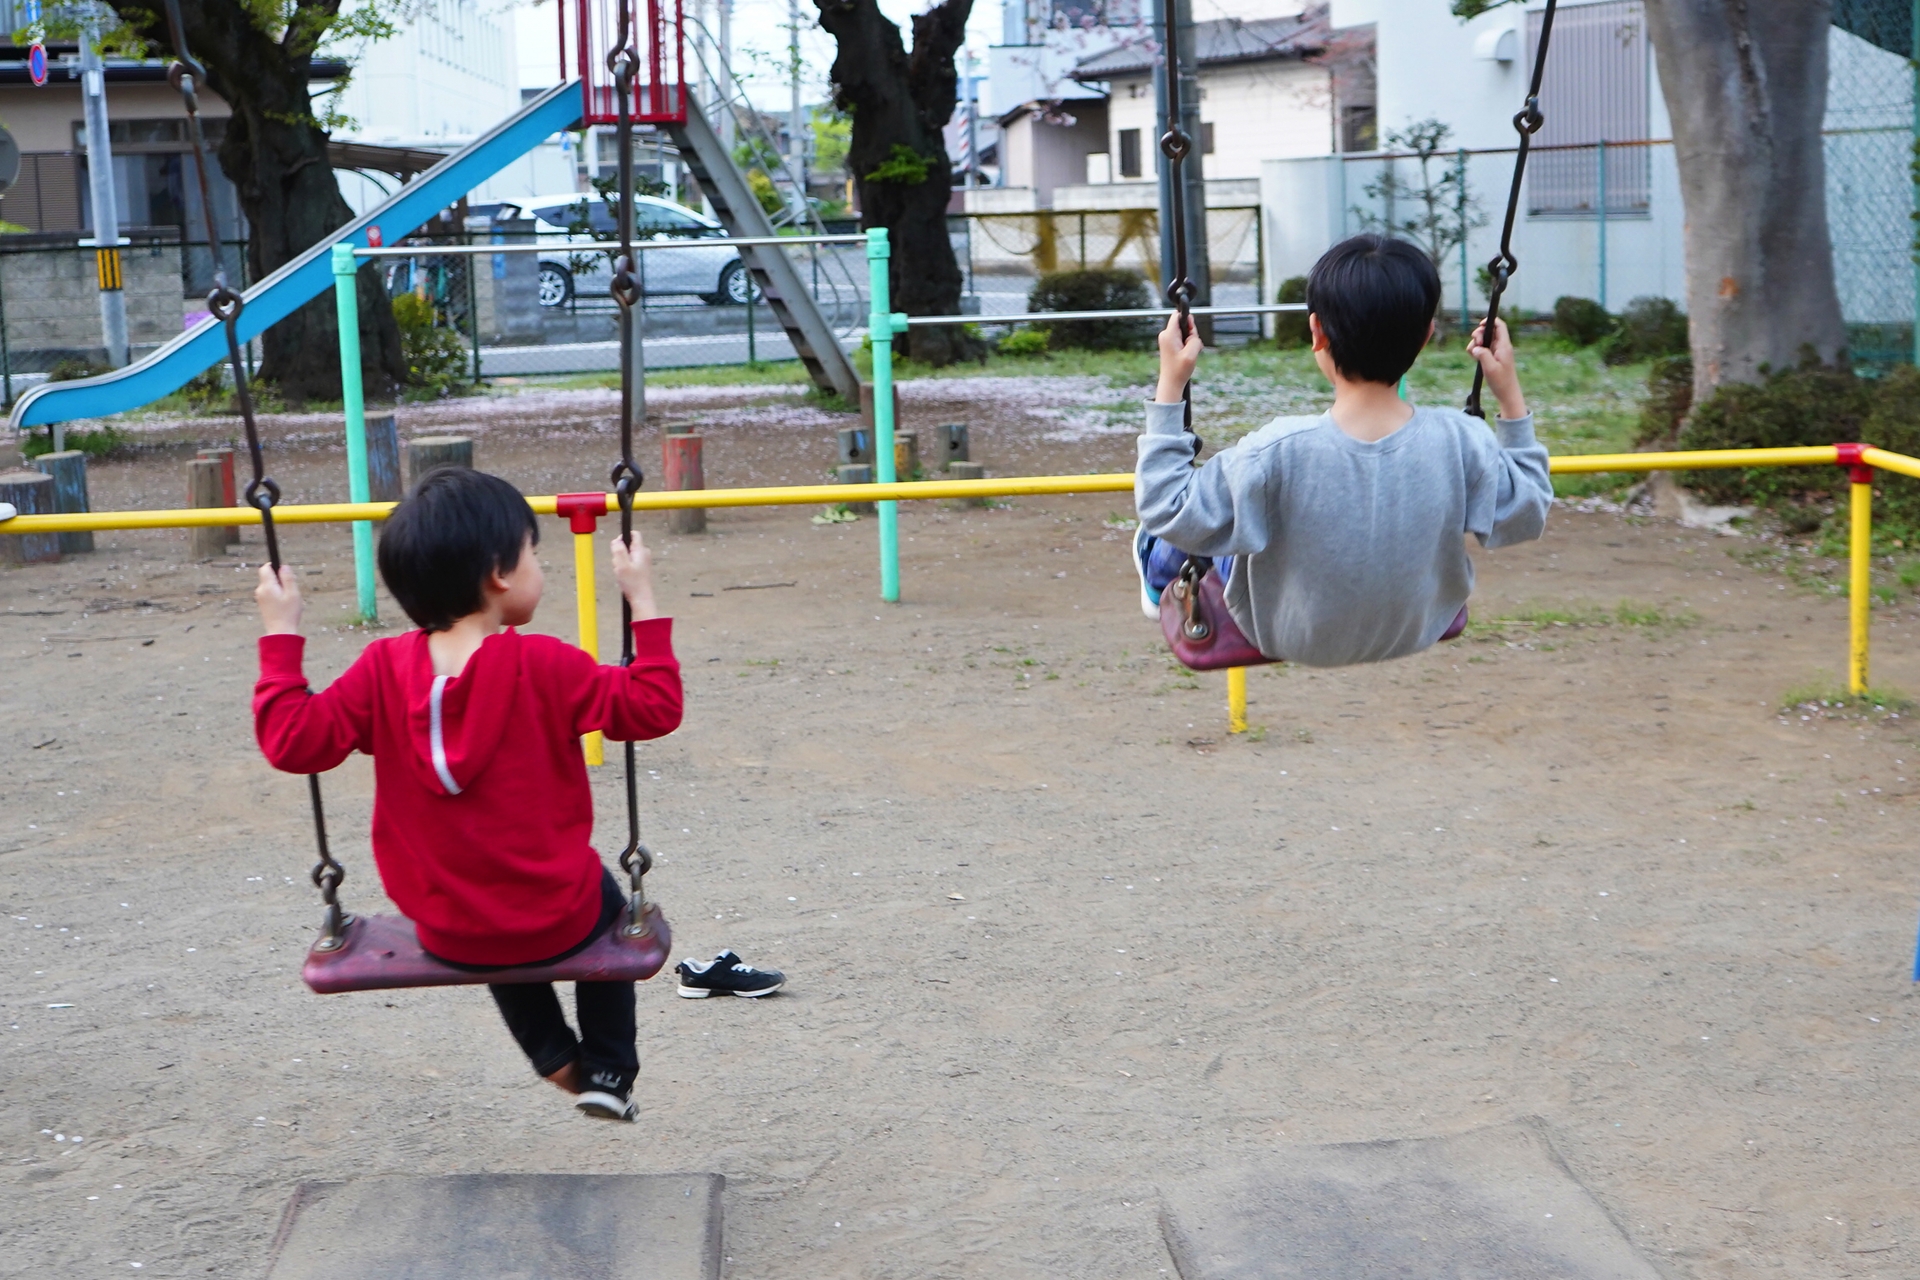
[498,193,758,307]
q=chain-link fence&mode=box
[958,206,1264,333]
[1825,5,1914,366]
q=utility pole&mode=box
[1171,0,1210,339]
[716,0,733,154]
[964,45,980,188]
[788,0,804,211]
[79,8,128,368]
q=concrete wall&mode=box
[0,241,198,370]
[998,103,1110,207]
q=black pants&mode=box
[442,870,639,1094]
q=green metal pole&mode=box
[866,227,902,602]
[331,242,376,622]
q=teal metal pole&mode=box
[1596,139,1608,312]
[866,227,901,602]
[331,242,375,621]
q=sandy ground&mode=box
[4,379,1919,1278]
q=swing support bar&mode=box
[6,444,1908,704]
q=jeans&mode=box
[460,870,639,1093]
[1144,534,1233,594]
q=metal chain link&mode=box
[1157,0,1197,444]
[1466,0,1557,420]
[161,0,349,949]
[606,0,655,937]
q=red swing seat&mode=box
[303,904,671,994]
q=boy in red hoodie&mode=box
[252,468,682,1122]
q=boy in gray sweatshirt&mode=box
[1133,234,1553,667]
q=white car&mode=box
[500,193,757,307]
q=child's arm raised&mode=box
[567,532,683,742]
[1463,318,1552,548]
[252,564,377,773]
[1135,313,1274,557]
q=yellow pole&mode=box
[1226,666,1247,735]
[574,530,604,766]
[1850,478,1873,696]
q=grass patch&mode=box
[1778,677,1914,721]
[1468,600,1698,643]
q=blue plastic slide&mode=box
[9,82,585,429]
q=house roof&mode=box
[1069,10,1328,80]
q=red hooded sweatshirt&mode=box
[253,620,681,965]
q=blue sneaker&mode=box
[1132,525,1161,619]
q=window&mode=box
[1200,122,1214,155]
[1117,128,1141,179]
[1527,0,1650,216]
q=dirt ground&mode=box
[4,379,1918,1278]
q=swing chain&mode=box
[1465,0,1557,420]
[606,0,654,937]
[1157,0,1199,448]
[163,0,349,949]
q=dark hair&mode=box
[1305,234,1441,385]
[377,468,539,631]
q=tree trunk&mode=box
[1644,0,1845,401]
[114,0,406,403]
[812,0,984,365]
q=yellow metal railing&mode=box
[1,446,1910,725]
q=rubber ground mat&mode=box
[1159,1121,1659,1280]
[263,1173,724,1280]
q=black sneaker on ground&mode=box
[675,950,785,999]
[575,1069,637,1122]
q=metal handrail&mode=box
[352,234,866,257]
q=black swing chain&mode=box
[160,0,350,949]
[606,0,655,937]
[1157,0,1198,446]
[1465,0,1557,420]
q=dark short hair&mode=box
[377,468,539,631]
[1306,235,1441,384]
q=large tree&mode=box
[1642,0,1845,401]
[113,0,406,402]
[812,0,982,365]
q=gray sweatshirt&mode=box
[1136,400,1552,667]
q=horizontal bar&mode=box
[3,446,1904,536]
[352,234,865,258]
[908,303,1307,327]
[1548,446,1840,474]
[0,474,1138,534]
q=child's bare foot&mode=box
[544,1059,584,1094]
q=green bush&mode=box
[22,423,128,459]
[1028,268,1153,350]
[1273,275,1309,347]
[1676,353,1869,505]
[1861,364,1920,538]
[996,327,1049,357]
[392,292,469,394]
[47,356,113,383]
[1633,355,1693,447]
[1551,295,1614,347]
[1603,295,1689,365]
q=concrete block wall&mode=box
[0,242,193,370]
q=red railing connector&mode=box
[1835,442,1876,486]
[554,492,610,535]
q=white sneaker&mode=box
[576,1090,637,1122]
[1132,525,1161,621]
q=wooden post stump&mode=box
[32,450,93,554]
[195,447,237,545]
[0,470,59,564]
[836,426,872,468]
[662,432,706,535]
[947,460,990,508]
[367,414,403,501]
[187,458,228,560]
[938,423,970,468]
[836,463,875,515]
[859,382,900,433]
[408,436,474,487]
[893,431,920,481]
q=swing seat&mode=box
[302,905,671,994]
[1161,564,1470,671]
